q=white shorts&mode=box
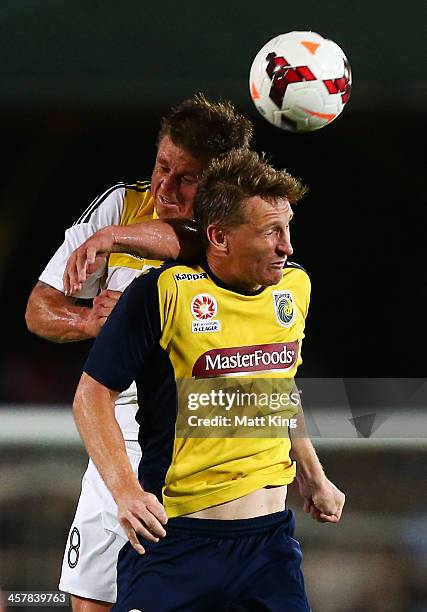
[59,440,141,603]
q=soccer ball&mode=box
[249,31,352,132]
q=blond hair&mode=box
[194,149,307,237]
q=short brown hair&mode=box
[194,149,308,239]
[157,93,253,160]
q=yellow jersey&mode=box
[84,260,310,517]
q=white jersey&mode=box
[39,181,161,440]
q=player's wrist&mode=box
[78,306,100,339]
[114,482,146,506]
[296,463,326,490]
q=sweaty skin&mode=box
[291,397,345,523]
[207,196,294,292]
[25,283,122,343]
[63,219,201,296]
[151,136,208,219]
[26,136,205,343]
[72,196,345,555]
[73,373,168,556]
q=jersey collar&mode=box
[200,259,266,296]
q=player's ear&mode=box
[207,224,229,252]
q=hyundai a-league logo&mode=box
[191,294,220,333]
[191,294,217,320]
[272,290,295,327]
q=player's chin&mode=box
[263,268,285,286]
[156,201,182,219]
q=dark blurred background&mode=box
[0,2,426,610]
[1,1,426,402]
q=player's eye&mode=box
[182,176,197,185]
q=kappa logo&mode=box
[272,290,295,327]
[174,272,208,281]
[191,294,220,333]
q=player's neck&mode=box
[205,254,263,295]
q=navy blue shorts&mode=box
[113,509,310,612]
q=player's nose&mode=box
[277,236,293,257]
[160,173,178,193]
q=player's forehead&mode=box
[243,195,293,223]
[155,136,207,175]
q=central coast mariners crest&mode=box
[272,290,295,328]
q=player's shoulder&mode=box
[123,179,151,194]
[131,262,205,292]
[283,260,309,280]
[156,262,207,289]
[281,260,311,292]
[121,180,154,224]
[72,179,153,228]
[73,182,126,225]
[284,260,307,274]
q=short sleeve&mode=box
[83,269,162,391]
[39,185,125,298]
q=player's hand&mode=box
[63,227,116,296]
[298,476,345,523]
[82,289,122,337]
[117,490,168,555]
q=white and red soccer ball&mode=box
[249,31,352,132]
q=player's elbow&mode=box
[25,304,58,342]
[25,294,63,342]
[171,220,203,260]
[25,283,71,343]
[25,296,41,335]
[72,391,82,422]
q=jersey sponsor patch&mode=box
[192,341,299,377]
[191,294,220,332]
[272,290,295,327]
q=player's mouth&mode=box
[270,260,286,269]
[158,195,180,210]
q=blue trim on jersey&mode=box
[83,262,183,502]
[83,263,179,391]
[200,259,266,296]
[136,344,177,501]
[285,260,307,273]
[200,259,306,294]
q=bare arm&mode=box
[73,372,168,553]
[64,219,202,295]
[25,281,121,343]
[291,393,345,523]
